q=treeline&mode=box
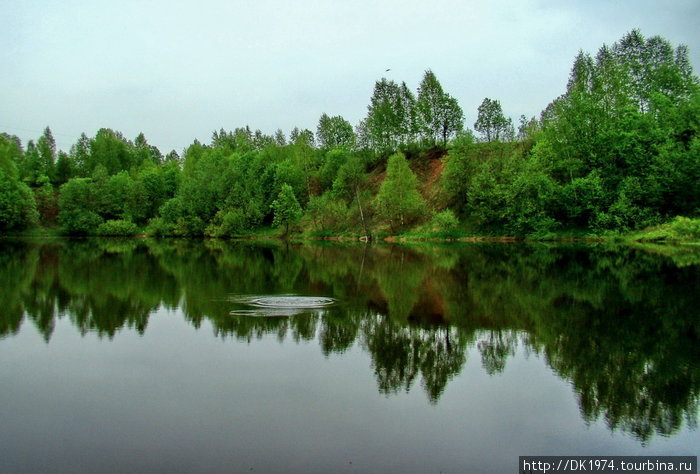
[1,30,698,237]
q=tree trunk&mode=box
[355,185,369,238]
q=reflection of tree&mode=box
[0,241,39,338]
[478,330,518,375]
[0,239,698,440]
[362,314,470,403]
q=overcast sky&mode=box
[2,0,698,154]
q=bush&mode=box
[205,208,246,237]
[145,217,176,237]
[429,210,459,232]
[59,209,103,235]
[669,216,700,239]
[95,219,139,236]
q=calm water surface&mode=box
[0,239,698,473]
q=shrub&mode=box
[205,208,246,237]
[430,210,459,232]
[669,216,700,239]
[145,217,176,237]
[59,209,103,235]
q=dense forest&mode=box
[1,30,698,238]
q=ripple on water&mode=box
[229,295,336,317]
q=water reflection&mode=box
[0,237,698,442]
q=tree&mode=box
[316,113,356,149]
[21,140,42,185]
[416,70,464,146]
[375,152,426,231]
[474,98,513,142]
[133,132,162,167]
[274,129,287,146]
[0,168,38,232]
[363,78,416,151]
[37,127,56,182]
[57,178,103,234]
[333,155,369,236]
[437,95,464,146]
[34,175,58,224]
[271,184,302,234]
[0,133,22,178]
[90,128,133,175]
[70,133,92,177]
[54,151,74,185]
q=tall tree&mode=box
[364,78,409,151]
[333,155,369,236]
[417,70,464,146]
[316,113,356,149]
[474,98,512,142]
[37,127,56,182]
[0,133,22,178]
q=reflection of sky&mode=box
[1,309,697,473]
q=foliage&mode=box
[429,209,459,232]
[416,70,464,146]
[34,176,58,224]
[271,184,303,234]
[630,216,700,242]
[474,98,513,142]
[0,168,39,232]
[95,219,139,236]
[145,217,176,237]
[375,152,426,231]
[0,133,22,178]
[316,113,355,149]
[305,193,349,233]
[205,208,247,237]
[58,178,103,234]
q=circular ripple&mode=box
[231,295,336,309]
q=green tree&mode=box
[0,133,23,178]
[363,78,417,151]
[54,151,74,185]
[474,98,513,142]
[58,178,103,234]
[34,175,58,224]
[416,70,464,146]
[375,152,426,231]
[0,168,38,232]
[21,140,42,185]
[271,184,302,234]
[37,127,56,182]
[333,155,369,236]
[69,133,92,177]
[316,113,356,149]
[90,128,133,175]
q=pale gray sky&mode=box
[2,0,698,154]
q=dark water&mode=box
[0,238,698,473]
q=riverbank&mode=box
[4,217,700,246]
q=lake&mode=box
[0,238,698,473]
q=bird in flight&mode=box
[385,68,391,72]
